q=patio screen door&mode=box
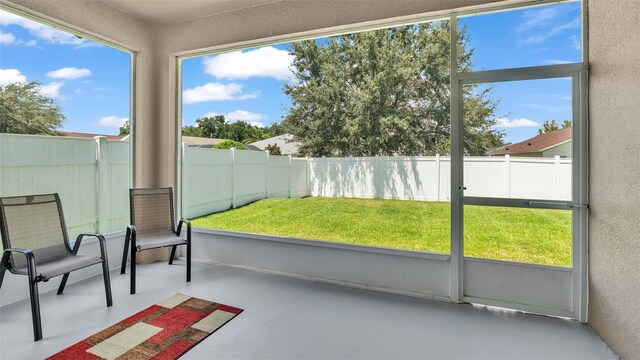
[451,64,588,321]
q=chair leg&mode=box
[57,273,70,295]
[28,278,42,341]
[186,243,191,283]
[121,234,130,275]
[102,259,113,307]
[130,247,136,295]
[169,246,177,265]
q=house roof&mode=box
[249,134,301,155]
[489,128,572,156]
[58,131,125,141]
[181,136,226,147]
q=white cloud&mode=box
[517,7,560,33]
[516,6,580,46]
[0,69,27,86]
[248,121,265,128]
[0,29,37,46]
[540,59,571,65]
[47,67,92,79]
[0,30,15,44]
[570,35,581,50]
[203,46,294,81]
[38,82,64,98]
[182,82,257,104]
[225,110,264,122]
[0,9,87,46]
[494,118,539,128]
[97,115,128,127]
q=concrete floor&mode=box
[0,261,617,359]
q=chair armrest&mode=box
[2,248,37,277]
[74,234,107,260]
[177,220,191,241]
[3,248,35,262]
[126,225,137,238]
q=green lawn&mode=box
[192,197,572,267]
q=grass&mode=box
[192,197,572,267]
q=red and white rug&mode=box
[47,293,243,360]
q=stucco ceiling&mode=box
[101,0,282,25]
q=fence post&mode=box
[231,148,236,208]
[435,154,441,201]
[265,150,270,198]
[288,155,293,198]
[95,136,108,234]
[322,156,326,197]
[504,154,511,198]
[554,155,561,199]
[374,155,380,199]
[181,143,187,219]
[306,156,310,197]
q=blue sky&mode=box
[1,1,580,143]
[0,9,131,135]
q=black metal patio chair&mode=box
[120,187,191,294]
[0,194,112,341]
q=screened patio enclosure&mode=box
[1,0,638,358]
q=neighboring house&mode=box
[180,136,226,148]
[249,134,301,156]
[58,131,125,141]
[181,136,261,150]
[489,128,572,158]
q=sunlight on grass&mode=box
[191,197,571,267]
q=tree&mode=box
[265,143,282,155]
[214,139,248,150]
[119,121,130,136]
[282,21,504,157]
[0,81,65,135]
[196,115,226,138]
[538,119,571,135]
[182,125,202,137]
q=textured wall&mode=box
[588,0,640,358]
[0,0,157,187]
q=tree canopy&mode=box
[119,115,285,144]
[214,139,248,150]
[282,21,504,156]
[538,119,571,135]
[0,81,65,135]
[182,116,285,143]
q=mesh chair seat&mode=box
[135,233,187,251]
[15,254,103,281]
[0,193,112,341]
[123,187,191,295]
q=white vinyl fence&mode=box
[181,147,310,219]
[0,133,130,240]
[1,133,572,232]
[308,155,571,202]
[181,149,571,219]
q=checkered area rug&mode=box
[47,293,243,360]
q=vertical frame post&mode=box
[572,69,589,323]
[449,15,464,303]
[95,136,108,234]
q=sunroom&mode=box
[0,0,637,358]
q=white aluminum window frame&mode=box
[175,0,588,320]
